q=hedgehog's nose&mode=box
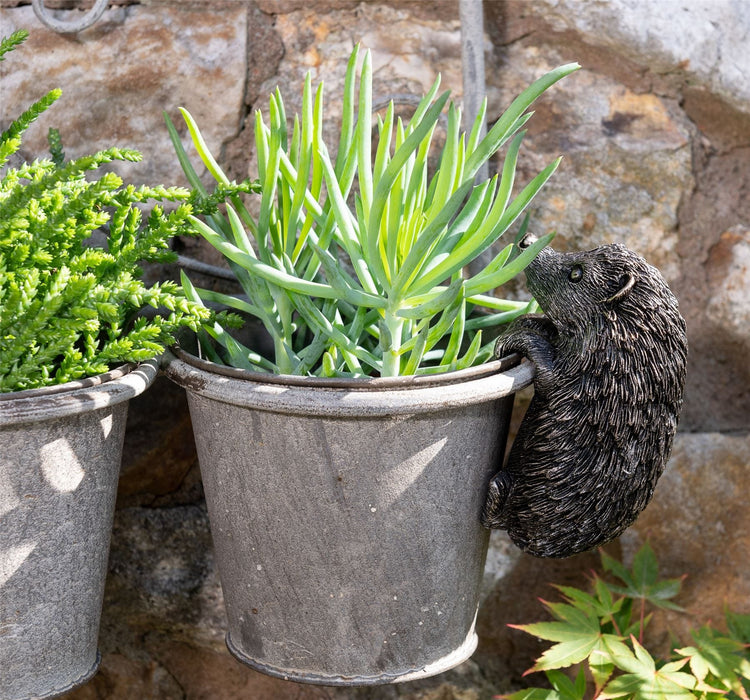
[519,232,538,250]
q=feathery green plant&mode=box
[0,29,211,392]
[504,543,750,700]
[168,46,579,377]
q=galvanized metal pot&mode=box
[0,361,158,700]
[164,349,533,686]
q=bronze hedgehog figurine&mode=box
[481,235,688,558]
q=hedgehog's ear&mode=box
[605,273,635,304]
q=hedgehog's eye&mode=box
[568,265,584,283]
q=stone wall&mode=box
[1,1,748,698]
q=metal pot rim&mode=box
[0,364,134,402]
[163,349,534,417]
[171,343,524,390]
[0,359,159,426]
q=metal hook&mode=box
[32,0,111,34]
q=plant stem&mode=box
[381,309,404,377]
[274,293,295,374]
[639,597,646,644]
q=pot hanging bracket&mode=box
[32,0,110,34]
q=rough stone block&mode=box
[0,3,247,185]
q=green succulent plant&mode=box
[0,29,211,392]
[168,45,579,377]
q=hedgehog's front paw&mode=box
[509,314,553,335]
[494,335,522,361]
[495,316,555,359]
[481,471,512,529]
[494,327,526,359]
[494,329,541,361]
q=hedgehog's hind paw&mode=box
[481,471,513,529]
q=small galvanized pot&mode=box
[164,349,533,686]
[0,361,157,700]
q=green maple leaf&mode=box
[599,637,699,700]
[501,689,562,700]
[601,543,684,612]
[511,599,624,675]
[726,608,750,645]
[547,668,588,700]
[676,625,750,699]
[553,580,625,625]
[500,669,587,700]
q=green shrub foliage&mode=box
[0,30,210,392]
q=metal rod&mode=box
[459,0,488,182]
[176,255,237,282]
[459,0,492,276]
